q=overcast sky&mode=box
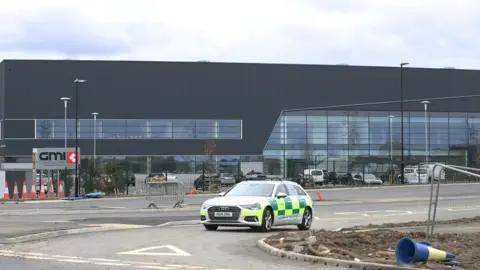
[1,0,478,69]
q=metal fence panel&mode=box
[146,181,185,208]
[426,163,480,240]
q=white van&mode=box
[422,163,446,182]
[303,169,325,185]
[403,166,428,184]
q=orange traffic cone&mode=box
[189,187,197,195]
[21,180,28,199]
[38,180,46,199]
[315,191,323,201]
[48,181,55,198]
[3,181,9,200]
[12,181,18,200]
[30,180,37,199]
[57,180,65,198]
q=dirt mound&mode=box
[265,217,480,270]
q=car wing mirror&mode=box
[218,192,226,196]
[276,192,287,199]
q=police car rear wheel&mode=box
[204,225,218,231]
[298,207,312,230]
[259,207,273,232]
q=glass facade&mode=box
[263,110,480,178]
[35,119,242,139]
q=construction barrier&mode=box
[0,179,66,202]
[146,181,184,208]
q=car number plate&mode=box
[214,212,233,217]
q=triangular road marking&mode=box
[117,245,191,256]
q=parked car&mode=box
[145,172,167,183]
[123,171,136,187]
[362,174,383,185]
[219,173,235,186]
[245,171,267,180]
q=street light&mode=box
[421,100,430,170]
[400,62,409,184]
[74,78,86,197]
[92,112,99,169]
[388,115,395,183]
[60,97,70,150]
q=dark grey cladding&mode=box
[2,60,480,156]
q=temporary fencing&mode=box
[426,163,480,241]
[145,181,185,208]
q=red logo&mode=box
[66,152,77,164]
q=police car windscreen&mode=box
[225,183,275,197]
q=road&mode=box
[0,183,478,269]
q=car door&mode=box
[271,183,290,225]
[284,183,301,224]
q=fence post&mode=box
[425,164,439,241]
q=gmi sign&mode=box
[33,148,81,169]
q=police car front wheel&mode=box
[204,225,218,231]
[298,207,312,230]
[259,207,273,232]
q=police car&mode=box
[200,180,314,232]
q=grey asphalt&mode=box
[0,183,478,269]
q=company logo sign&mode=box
[66,152,77,164]
[34,148,80,169]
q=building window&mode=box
[34,118,242,139]
[102,120,126,139]
[151,120,173,138]
[126,120,148,138]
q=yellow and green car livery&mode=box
[200,180,314,232]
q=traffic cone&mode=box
[48,181,55,198]
[30,180,37,199]
[189,187,197,195]
[12,181,18,200]
[21,180,28,199]
[315,191,323,201]
[57,180,65,198]
[396,238,456,264]
[38,180,46,199]
[3,181,9,200]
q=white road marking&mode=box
[52,255,82,259]
[118,245,191,256]
[24,256,53,260]
[94,262,131,266]
[136,266,176,270]
[90,258,121,262]
[57,259,90,263]
[314,216,320,220]
[362,214,369,217]
[166,264,205,269]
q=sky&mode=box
[1,0,479,69]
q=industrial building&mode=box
[1,60,480,180]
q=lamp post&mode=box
[74,78,86,197]
[400,62,409,184]
[388,115,395,183]
[92,112,99,169]
[60,97,70,151]
[421,100,430,174]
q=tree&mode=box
[83,158,101,193]
[204,139,216,173]
[103,161,125,196]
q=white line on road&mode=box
[136,266,176,270]
[166,264,205,269]
[93,262,131,266]
[90,258,122,262]
[56,259,90,263]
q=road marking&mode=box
[57,259,90,263]
[362,214,369,217]
[314,216,320,220]
[90,258,121,262]
[86,223,153,229]
[94,262,131,266]
[136,266,176,270]
[118,245,191,256]
[52,255,82,259]
[166,264,205,269]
